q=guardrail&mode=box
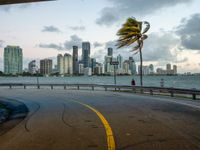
[0,83,200,100]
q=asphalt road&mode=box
[0,89,200,150]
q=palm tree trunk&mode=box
[139,47,143,86]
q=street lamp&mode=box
[110,61,119,85]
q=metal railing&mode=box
[0,83,200,100]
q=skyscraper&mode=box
[91,58,96,74]
[82,42,90,68]
[117,54,123,68]
[4,45,23,75]
[73,46,79,75]
[28,60,37,74]
[173,65,177,75]
[149,64,154,74]
[57,54,64,75]
[64,53,73,75]
[166,64,171,74]
[128,57,137,75]
[107,47,113,57]
[40,59,52,76]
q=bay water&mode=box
[0,75,200,90]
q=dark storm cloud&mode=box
[176,13,200,50]
[42,26,61,33]
[96,0,193,26]
[69,26,86,31]
[38,35,83,51]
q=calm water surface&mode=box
[0,76,200,90]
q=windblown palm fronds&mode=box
[116,17,150,86]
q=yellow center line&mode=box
[70,100,116,150]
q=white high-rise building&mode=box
[104,55,112,74]
[64,53,73,75]
[123,60,131,75]
[57,54,64,75]
[57,53,73,76]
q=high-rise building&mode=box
[104,55,112,74]
[64,53,73,75]
[78,63,84,75]
[73,46,79,75]
[4,45,23,75]
[40,59,52,76]
[166,64,171,74]
[107,47,113,57]
[129,57,137,75]
[82,42,90,68]
[57,54,64,75]
[173,65,177,75]
[138,65,150,75]
[57,53,73,76]
[91,58,96,74]
[117,54,123,69]
[28,60,37,74]
[94,63,103,75]
[149,64,154,74]
[123,60,131,75]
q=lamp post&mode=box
[110,61,119,85]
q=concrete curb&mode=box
[0,98,28,124]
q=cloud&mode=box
[93,42,103,48]
[142,32,179,62]
[92,49,105,62]
[176,13,200,50]
[105,31,179,63]
[96,7,119,26]
[177,57,188,63]
[42,26,61,33]
[38,35,83,51]
[105,40,117,49]
[39,43,64,50]
[64,35,83,50]
[96,0,193,26]
[69,26,85,31]
[0,40,4,48]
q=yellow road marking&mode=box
[71,100,116,150]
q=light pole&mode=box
[36,67,39,89]
[110,61,119,85]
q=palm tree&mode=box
[116,17,150,86]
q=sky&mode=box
[0,0,200,73]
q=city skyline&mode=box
[0,0,200,73]
[2,43,179,76]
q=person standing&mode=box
[131,78,136,86]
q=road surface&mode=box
[0,89,200,150]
